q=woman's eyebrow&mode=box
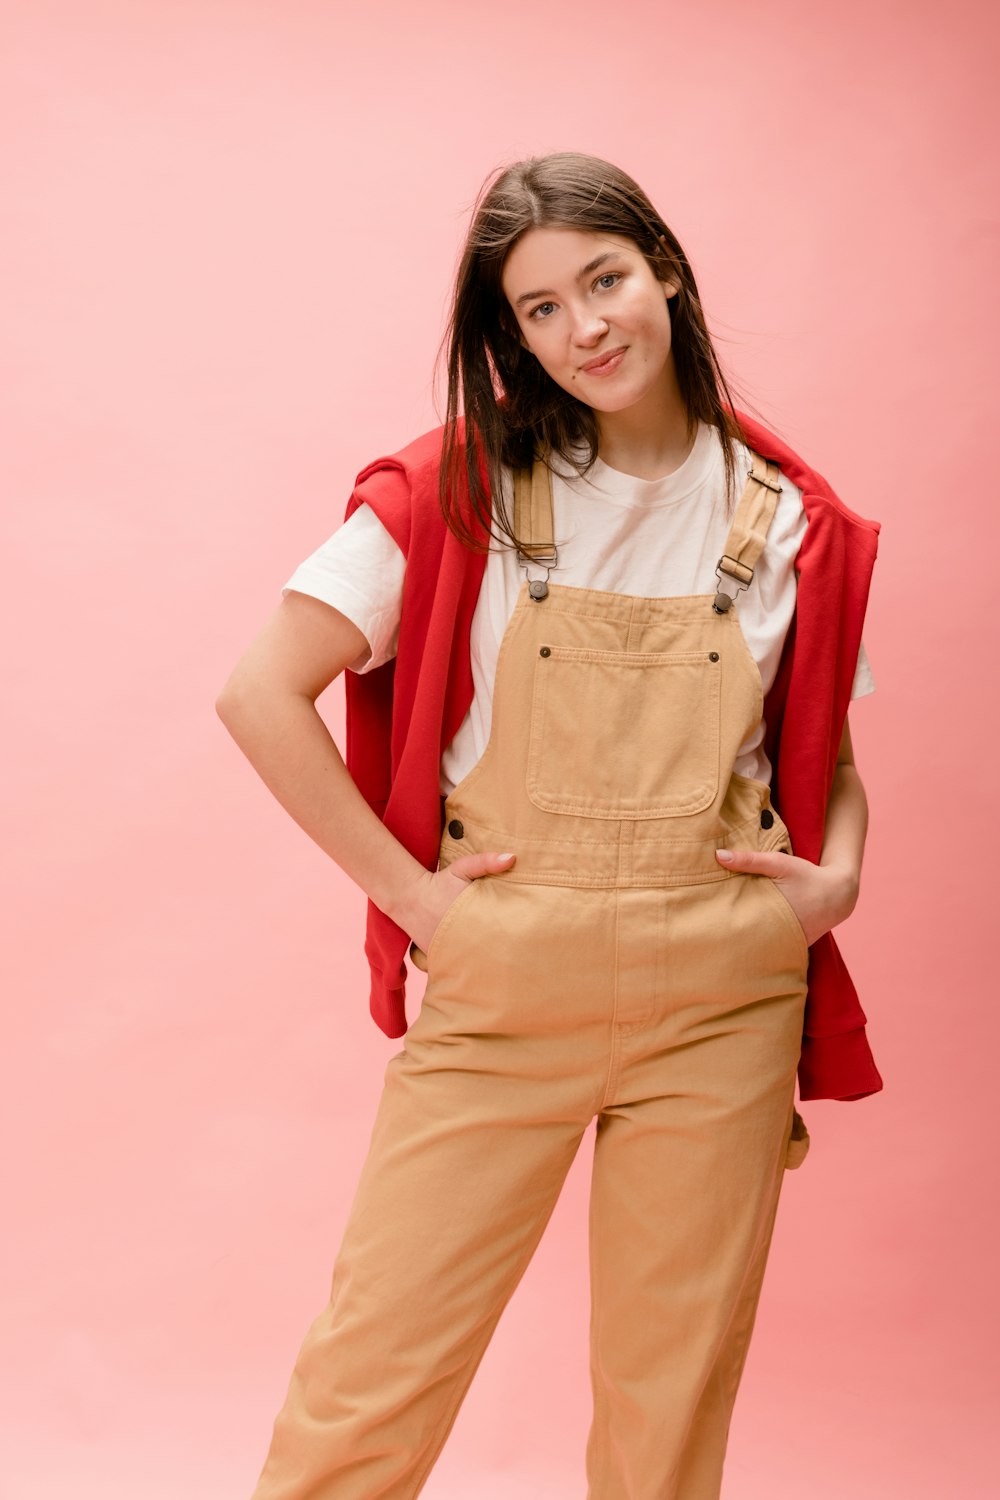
[514,252,622,308]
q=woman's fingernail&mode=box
[716,849,734,863]
[498,852,515,862]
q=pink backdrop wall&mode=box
[4,1,996,1495]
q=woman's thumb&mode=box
[446,852,521,882]
[474,850,516,877]
[447,850,516,882]
[715,847,783,875]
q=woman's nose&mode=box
[570,309,610,344]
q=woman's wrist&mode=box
[376,864,435,934]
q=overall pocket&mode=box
[756,811,810,966]
[408,875,481,974]
[526,645,722,819]
[757,870,810,969]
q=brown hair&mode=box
[434,150,762,554]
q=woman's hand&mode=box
[400,851,516,955]
[715,847,859,948]
[724,717,868,948]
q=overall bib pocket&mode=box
[526,645,722,818]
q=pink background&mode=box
[3,1,996,1495]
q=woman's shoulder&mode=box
[733,409,880,541]
[347,421,457,550]
[352,418,468,489]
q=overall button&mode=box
[448,819,465,839]
[760,808,775,829]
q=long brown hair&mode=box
[435,151,762,553]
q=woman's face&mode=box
[500,225,679,415]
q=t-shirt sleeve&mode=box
[850,637,875,699]
[281,501,405,674]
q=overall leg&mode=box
[250,880,598,1500]
[585,875,808,1500]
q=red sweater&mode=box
[342,412,884,1104]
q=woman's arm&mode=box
[816,714,868,918]
[215,592,512,953]
[216,592,429,915]
[714,711,868,946]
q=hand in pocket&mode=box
[714,846,858,948]
[403,850,517,956]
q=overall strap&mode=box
[513,456,558,599]
[512,455,557,558]
[513,446,783,611]
[712,450,783,614]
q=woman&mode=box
[217,150,883,1500]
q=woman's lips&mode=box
[581,346,627,376]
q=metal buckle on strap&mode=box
[749,463,782,492]
[518,544,558,601]
[713,554,753,614]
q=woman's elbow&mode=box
[215,665,257,728]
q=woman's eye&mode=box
[527,273,621,321]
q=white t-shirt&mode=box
[283,422,875,794]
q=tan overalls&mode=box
[251,450,812,1500]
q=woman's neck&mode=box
[594,356,694,481]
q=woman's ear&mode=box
[656,234,680,298]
